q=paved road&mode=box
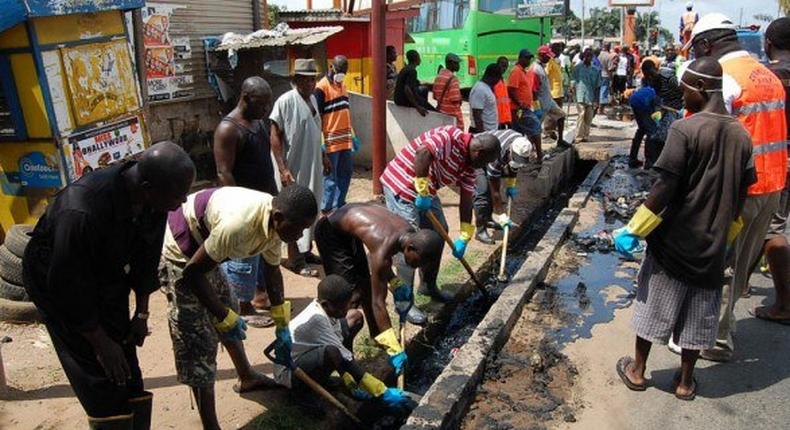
[561,219,790,429]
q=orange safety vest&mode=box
[721,53,788,195]
[494,80,512,125]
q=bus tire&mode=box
[0,278,28,302]
[4,224,33,258]
[0,298,41,323]
[0,245,24,286]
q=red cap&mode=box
[538,44,555,58]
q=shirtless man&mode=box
[315,203,443,378]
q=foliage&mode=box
[552,7,673,47]
[781,0,790,16]
[267,3,283,27]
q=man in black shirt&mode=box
[641,59,684,167]
[213,76,277,328]
[614,58,756,400]
[755,17,790,324]
[394,50,435,116]
[23,142,195,429]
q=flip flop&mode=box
[233,374,280,394]
[283,261,320,278]
[752,307,790,326]
[616,356,647,392]
[243,314,274,328]
[674,377,697,401]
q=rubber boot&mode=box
[418,283,455,303]
[406,306,427,326]
[88,414,134,430]
[129,391,153,430]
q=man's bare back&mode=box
[327,203,413,257]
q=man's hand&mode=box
[322,154,332,176]
[94,336,131,386]
[126,315,149,347]
[274,327,293,367]
[214,308,248,342]
[279,168,295,186]
[492,213,513,229]
[417,107,428,117]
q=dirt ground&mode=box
[0,164,516,429]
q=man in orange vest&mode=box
[687,13,788,361]
[495,56,513,129]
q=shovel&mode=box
[424,211,489,298]
[497,196,514,283]
[264,342,367,428]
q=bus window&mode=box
[410,0,470,33]
[479,0,518,15]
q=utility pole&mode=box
[371,0,386,195]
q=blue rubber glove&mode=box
[414,194,432,211]
[388,351,408,375]
[452,238,468,259]
[612,227,644,260]
[534,109,544,120]
[392,285,414,320]
[380,387,411,411]
[222,317,247,342]
[274,327,293,367]
[352,136,361,153]
[506,186,518,199]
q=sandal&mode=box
[616,356,647,391]
[243,314,274,328]
[283,261,320,278]
[752,306,790,326]
[674,377,697,401]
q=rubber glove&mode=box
[352,135,361,153]
[493,213,513,229]
[651,111,662,122]
[504,177,518,199]
[213,309,247,342]
[342,372,373,400]
[613,205,663,259]
[374,328,407,375]
[534,109,544,120]
[414,177,432,211]
[271,301,292,367]
[726,216,744,249]
[359,373,412,411]
[452,222,474,259]
[389,278,413,319]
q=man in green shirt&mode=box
[571,49,601,143]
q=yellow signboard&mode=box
[61,39,140,126]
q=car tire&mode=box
[0,297,41,323]
[0,245,24,285]
[4,224,33,258]
[0,278,28,302]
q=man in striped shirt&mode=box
[381,126,500,322]
[433,53,464,129]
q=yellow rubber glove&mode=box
[213,308,241,333]
[459,222,475,242]
[359,373,387,397]
[504,177,517,188]
[625,205,663,238]
[727,216,744,246]
[414,177,430,196]
[651,111,662,122]
[342,372,358,391]
[388,277,405,292]
[271,301,291,328]
[374,327,403,356]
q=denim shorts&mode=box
[219,255,263,302]
[512,108,542,138]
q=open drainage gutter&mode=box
[401,160,608,430]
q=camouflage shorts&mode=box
[159,258,237,388]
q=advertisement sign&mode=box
[66,116,146,179]
[608,0,654,6]
[18,151,62,188]
[61,40,140,126]
[517,0,567,18]
[143,3,191,102]
[145,46,175,78]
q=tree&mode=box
[781,0,790,16]
[553,10,582,39]
[635,10,674,47]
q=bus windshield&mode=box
[409,0,471,33]
[478,0,518,15]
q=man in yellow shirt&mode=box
[548,43,565,105]
[160,185,318,430]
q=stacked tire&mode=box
[0,225,41,323]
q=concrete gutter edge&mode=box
[402,161,609,430]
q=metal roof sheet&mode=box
[215,24,344,51]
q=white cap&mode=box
[686,2,693,9]
[684,13,736,50]
[509,136,533,169]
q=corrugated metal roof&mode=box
[280,9,369,22]
[0,0,27,33]
[215,24,344,51]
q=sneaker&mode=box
[475,227,495,245]
[406,306,427,326]
[667,338,681,355]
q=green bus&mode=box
[405,0,554,90]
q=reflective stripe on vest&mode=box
[721,54,788,195]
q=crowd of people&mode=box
[14,7,790,430]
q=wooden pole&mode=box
[497,197,513,282]
[424,211,489,296]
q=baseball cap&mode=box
[538,45,555,58]
[519,48,534,58]
[509,136,533,169]
[683,13,736,50]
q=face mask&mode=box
[333,73,346,83]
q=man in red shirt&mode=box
[508,49,543,161]
[433,53,464,129]
[380,126,499,322]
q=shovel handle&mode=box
[424,211,488,296]
[397,323,405,389]
[498,197,513,281]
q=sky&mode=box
[270,0,784,38]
